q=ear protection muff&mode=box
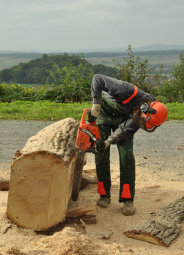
[140,103,156,115]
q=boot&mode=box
[121,200,135,216]
[97,196,111,208]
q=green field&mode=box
[166,103,184,120]
[0,101,183,121]
[86,54,180,67]
[0,53,42,70]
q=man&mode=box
[88,74,168,216]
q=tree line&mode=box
[0,47,184,103]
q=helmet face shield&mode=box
[140,103,157,132]
[143,117,158,132]
[136,114,156,132]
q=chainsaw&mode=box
[75,108,100,154]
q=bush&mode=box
[0,82,92,103]
[46,62,93,102]
[0,83,36,102]
[158,54,184,103]
[115,45,166,96]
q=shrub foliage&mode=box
[0,47,184,103]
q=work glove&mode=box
[95,139,110,154]
[95,140,106,153]
[88,104,101,123]
[95,139,111,153]
[88,110,97,123]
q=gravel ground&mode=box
[0,119,183,175]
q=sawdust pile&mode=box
[1,227,131,255]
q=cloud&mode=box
[0,0,183,51]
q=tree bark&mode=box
[0,179,9,191]
[124,196,184,246]
[0,170,10,191]
[6,118,84,230]
[71,151,85,201]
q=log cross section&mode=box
[6,118,85,231]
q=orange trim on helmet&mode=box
[122,85,138,104]
[98,181,107,195]
[121,184,132,199]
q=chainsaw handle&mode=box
[81,108,90,124]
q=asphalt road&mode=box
[0,120,183,175]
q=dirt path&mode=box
[0,119,184,254]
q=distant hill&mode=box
[134,44,184,52]
[82,49,184,58]
[1,43,184,55]
[0,48,183,79]
[0,54,117,84]
[61,44,184,53]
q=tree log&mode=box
[67,202,97,218]
[0,179,9,191]
[0,170,10,191]
[0,170,97,192]
[66,202,98,224]
[6,118,85,230]
[71,151,85,201]
[124,196,184,246]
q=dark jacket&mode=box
[91,74,156,144]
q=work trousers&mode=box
[95,96,135,202]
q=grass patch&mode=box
[0,101,91,121]
[166,102,184,120]
[0,101,183,121]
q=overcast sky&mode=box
[0,0,184,52]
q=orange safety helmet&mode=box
[140,101,168,132]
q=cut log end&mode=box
[124,231,167,247]
[7,152,75,230]
[6,118,85,231]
